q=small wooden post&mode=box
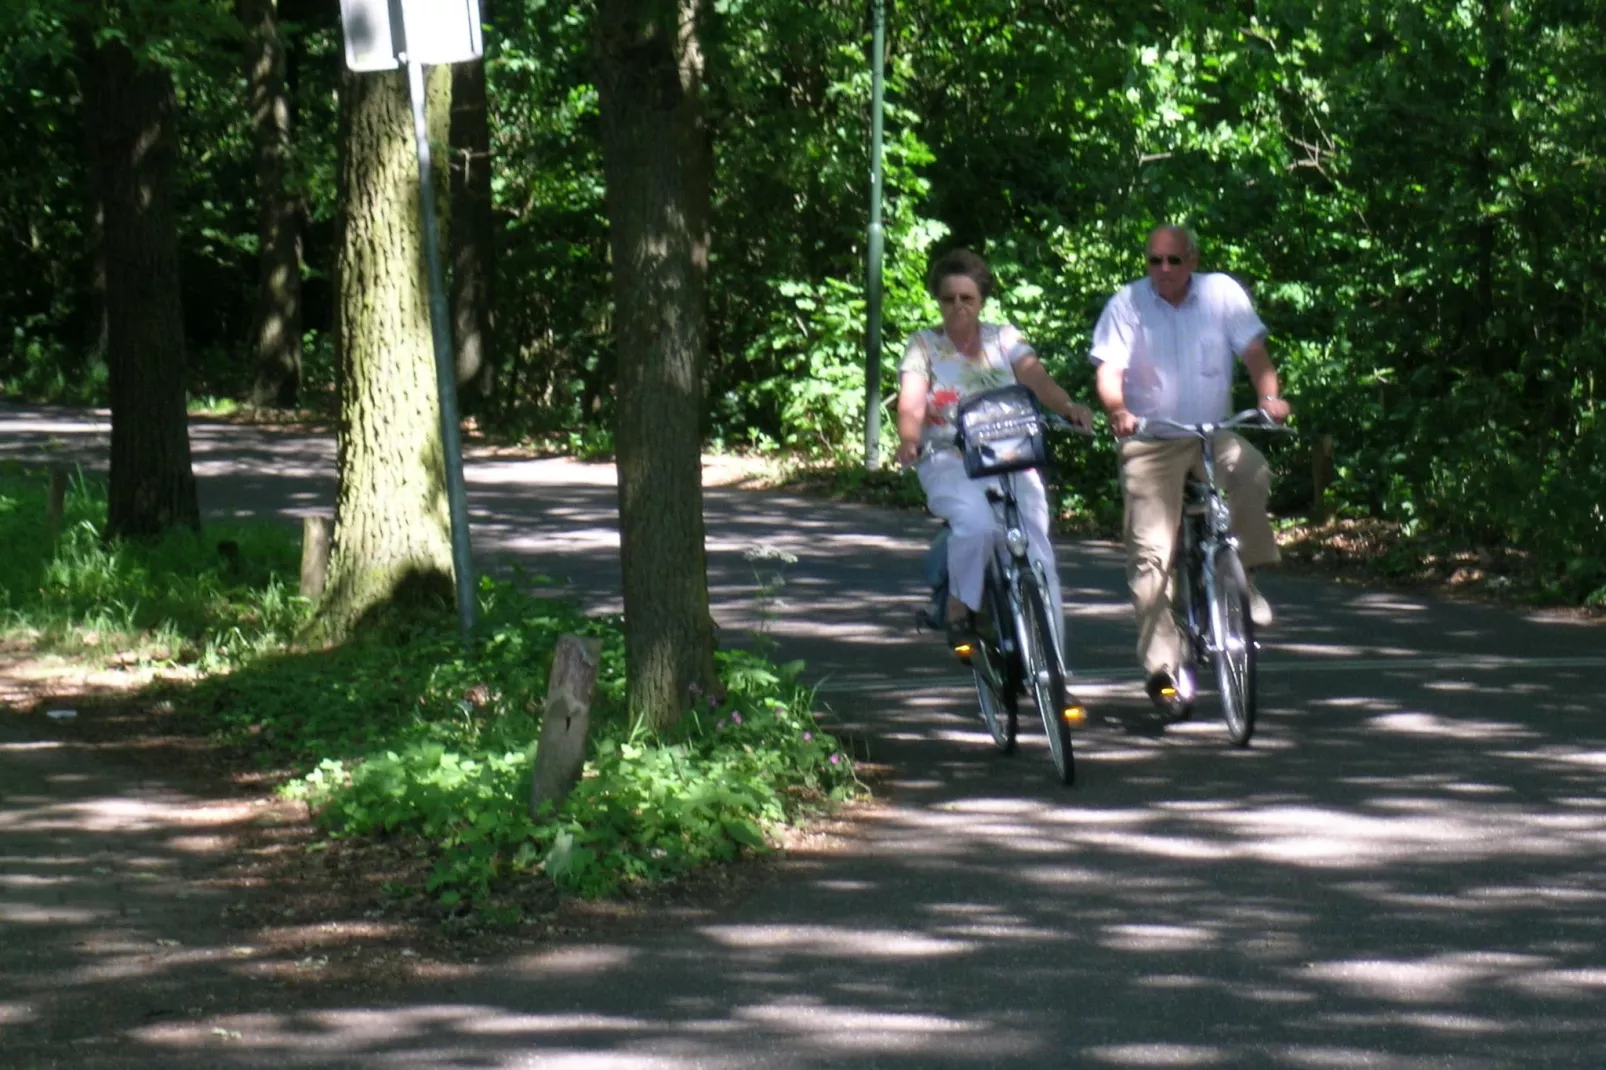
[299,516,333,599]
[530,634,602,816]
[1312,433,1334,525]
[46,468,69,532]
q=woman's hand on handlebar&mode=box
[1260,397,1292,424]
[1063,402,1096,433]
[894,438,921,467]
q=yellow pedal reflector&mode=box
[1061,705,1086,725]
[1160,686,1177,698]
[953,642,974,658]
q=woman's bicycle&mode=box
[922,385,1088,784]
[1132,409,1290,746]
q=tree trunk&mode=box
[81,38,200,539]
[240,0,304,409]
[316,65,456,640]
[449,14,496,410]
[595,0,717,730]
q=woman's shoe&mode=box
[946,616,979,663]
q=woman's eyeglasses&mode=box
[1147,254,1185,266]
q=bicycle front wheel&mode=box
[1209,548,1258,746]
[974,572,1017,752]
[1019,573,1075,785]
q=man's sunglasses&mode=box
[1147,254,1185,266]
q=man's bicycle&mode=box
[1133,409,1290,746]
[922,385,1088,784]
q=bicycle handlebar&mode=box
[1131,408,1295,442]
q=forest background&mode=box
[2,0,1602,608]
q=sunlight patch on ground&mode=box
[1084,1042,1230,1066]
[1492,745,1606,770]
[1267,642,1375,658]
[0,794,257,835]
[1367,711,1534,741]
[507,945,637,978]
[1509,967,1606,997]
[1347,593,1429,612]
[1278,1044,1506,1069]
[0,902,104,924]
[1303,952,1547,1004]
[1100,922,1220,953]
[699,924,973,958]
[737,1001,1013,1057]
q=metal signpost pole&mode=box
[403,53,477,644]
[863,0,887,470]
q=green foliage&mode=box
[228,581,861,906]
[1,0,1603,600]
[0,465,309,661]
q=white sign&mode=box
[340,0,484,72]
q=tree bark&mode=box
[81,38,200,539]
[240,0,304,409]
[316,65,456,640]
[595,0,717,730]
[449,12,496,409]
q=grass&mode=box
[0,463,861,918]
[0,464,310,664]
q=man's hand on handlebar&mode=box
[1260,397,1292,424]
[894,438,921,467]
[1107,408,1141,439]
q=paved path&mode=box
[3,405,1605,1068]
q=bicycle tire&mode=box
[1210,548,1258,746]
[1020,573,1075,785]
[973,572,1018,752]
[1170,520,1205,719]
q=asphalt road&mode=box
[3,404,1605,1069]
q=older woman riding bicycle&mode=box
[894,248,1094,656]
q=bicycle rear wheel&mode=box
[974,571,1017,753]
[1210,548,1258,746]
[1020,572,1075,785]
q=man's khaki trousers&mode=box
[1119,432,1279,676]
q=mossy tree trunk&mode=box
[316,65,456,640]
[239,0,304,409]
[595,0,717,731]
[81,36,200,539]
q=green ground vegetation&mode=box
[0,466,859,917]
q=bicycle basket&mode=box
[956,384,1047,478]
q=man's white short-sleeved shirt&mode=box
[1088,273,1266,425]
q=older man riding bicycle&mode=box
[1089,225,1292,714]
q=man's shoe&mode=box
[1145,668,1189,720]
[1246,577,1273,628]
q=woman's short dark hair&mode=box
[926,247,994,301]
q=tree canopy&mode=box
[2,0,1602,602]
